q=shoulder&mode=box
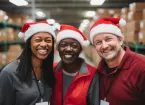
[86,63,98,74]
[131,52,145,66]
[53,62,59,69]
[2,60,19,74]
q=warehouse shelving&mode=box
[125,41,145,54]
[0,21,23,71]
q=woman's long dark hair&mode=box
[16,36,56,88]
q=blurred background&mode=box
[0,0,145,71]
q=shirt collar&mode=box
[55,58,89,75]
[98,46,135,74]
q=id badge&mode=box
[100,100,110,105]
[35,102,48,105]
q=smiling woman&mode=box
[0,21,56,105]
[51,24,98,105]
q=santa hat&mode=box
[56,24,90,48]
[90,17,126,44]
[18,21,55,42]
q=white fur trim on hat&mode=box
[56,30,89,48]
[18,32,25,38]
[90,24,123,44]
[24,23,55,42]
[119,19,126,27]
[83,40,90,46]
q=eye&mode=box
[71,44,78,48]
[59,43,67,47]
[45,39,52,43]
[35,39,41,42]
[95,41,101,45]
[106,37,112,42]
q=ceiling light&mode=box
[90,0,105,5]
[9,0,28,6]
[36,11,46,18]
[85,11,96,18]
[47,19,55,24]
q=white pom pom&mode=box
[18,32,24,38]
[83,40,90,47]
[119,19,126,27]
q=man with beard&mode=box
[51,24,98,105]
[88,17,145,105]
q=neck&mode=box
[62,58,82,73]
[106,48,125,68]
[32,56,43,80]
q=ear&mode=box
[117,36,124,46]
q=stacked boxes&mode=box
[126,2,145,43]
[0,10,32,67]
[6,45,22,64]
[139,19,145,44]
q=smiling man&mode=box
[51,24,98,105]
[89,17,145,105]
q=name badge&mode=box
[36,102,48,105]
[100,100,110,105]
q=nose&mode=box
[40,40,47,47]
[65,45,72,51]
[102,41,108,49]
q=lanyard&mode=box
[103,79,115,100]
[32,68,45,102]
[103,69,121,100]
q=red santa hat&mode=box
[90,17,126,44]
[56,24,90,48]
[18,21,55,42]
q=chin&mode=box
[38,56,48,60]
[63,59,74,64]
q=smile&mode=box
[37,49,48,55]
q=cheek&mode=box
[95,46,101,52]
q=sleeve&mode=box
[86,72,100,105]
[0,70,15,105]
[137,70,145,101]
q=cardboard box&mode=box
[121,14,128,21]
[140,20,145,31]
[8,45,22,52]
[128,11,143,22]
[127,21,140,31]
[0,52,6,66]
[129,2,145,12]
[0,29,7,42]
[138,31,145,44]
[126,31,139,43]
[6,52,19,64]
[6,28,16,42]
[0,10,7,22]
[121,8,129,15]
[143,9,145,19]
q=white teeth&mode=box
[38,50,47,54]
[64,55,72,59]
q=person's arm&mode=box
[87,72,100,105]
[0,70,15,105]
[137,69,145,101]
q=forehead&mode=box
[94,33,117,40]
[60,38,79,44]
[32,32,52,38]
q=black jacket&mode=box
[87,72,100,105]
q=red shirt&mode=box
[51,60,96,105]
[98,47,145,105]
